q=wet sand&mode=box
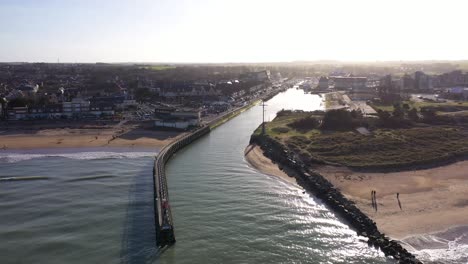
[244,144,298,186]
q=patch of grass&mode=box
[141,65,176,71]
[369,103,394,112]
[254,111,322,138]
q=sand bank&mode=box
[244,144,298,186]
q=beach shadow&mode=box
[120,163,159,264]
[118,127,181,141]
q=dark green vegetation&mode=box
[257,109,468,169]
[371,100,468,113]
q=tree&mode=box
[408,108,419,121]
[377,109,390,120]
[0,97,7,119]
[420,107,436,121]
[7,98,31,108]
[134,88,152,102]
[321,109,356,131]
[402,103,410,112]
[392,104,405,119]
[288,116,320,131]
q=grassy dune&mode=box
[259,112,468,169]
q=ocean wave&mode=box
[403,226,468,264]
[0,176,50,181]
[0,151,157,163]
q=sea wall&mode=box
[250,134,422,264]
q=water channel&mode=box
[158,88,390,263]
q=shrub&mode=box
[321,109,359,131]
[271,126,290,134]
[287,116,319,131]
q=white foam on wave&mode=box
[0,151,157,163]
[403,227,468,264]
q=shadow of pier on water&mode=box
[120,164,160,264]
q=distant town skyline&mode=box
[1,0,468,63]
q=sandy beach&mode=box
[244,144,298,186]
[0,124,182,150]
[316,163,468,240]
[245,143,468,241]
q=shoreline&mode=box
[0,145,159,154]
[0,126,182,150]
[246,141,468,261]
[244,144,298,186]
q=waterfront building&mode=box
[7,106,29,120]
[318,76,329,90]
[401,74,415,90]
[62,97,91,117]
[89,102,115,117]
[414,71,432,90]
[154,106,201,130]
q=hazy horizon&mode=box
[1,0,468,63]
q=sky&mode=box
[1,0,467,63]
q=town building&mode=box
[447,87,468,100]
[401,74,415,90]
[414,71,432,90]
[28,104,63,119]
[333,76,367,90]
[89,102,115,117]
[154,106,201,130]
[318,76,329,90]
[7,106,29,120]
[62,97,90,117]
[240,70,271,83]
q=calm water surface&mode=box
[0,88,434,263]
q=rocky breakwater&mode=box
[250,134,422,264]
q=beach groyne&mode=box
[249,134,422,264]
[153,87,285,247]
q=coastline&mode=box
[246,141,468,261]
[244,144,298,186]
[0,126,182,150]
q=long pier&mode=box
[153,86,286,247]
[153,126,210,247]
